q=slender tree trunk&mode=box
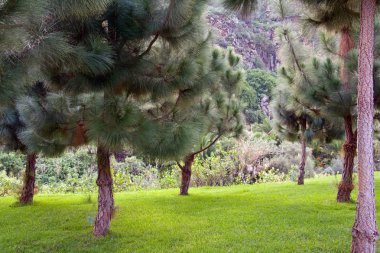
[351,0,378,251]
[337,116,357,202]
[19,154,37,204]
[339,27,355,86]
[337,27,357,202]
[298,120,307,185]
[180,154,195,195]
[93,146,115,237]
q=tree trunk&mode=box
[352,0,378,251]
[180,154,195,195]
[298,120,307,185]
[337,27,356,202]
[19,154,37,204]
[339,27,355,89]
[93,146,115,237]
[337,116,356,202]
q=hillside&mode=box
[207,2,281,71]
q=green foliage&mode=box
[35,149,96,185]
[191,147,241,187]
[0,170,20,196]
[272,22,343,146]
[256,168,288,183]
[246,69,276,100]
[0,0,223,167]
[223,0,257,16]
[0,151,24,176]
[299,0,360,31]
[241,69,276,124]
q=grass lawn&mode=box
[1,174,380,252]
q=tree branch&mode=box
[138,33,159,58]
[176,161,184,170]
[192,134,223,156]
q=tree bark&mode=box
[351,0,378,251]
[180,154,195,195]
[337,115,356,202]
[337,27,357,202]
[93,146,115,237]
[339,27,355,88]
[298,119,307,185]
[19,154,37,204]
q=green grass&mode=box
[1,174,380,253]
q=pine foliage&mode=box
[272,13,343,144]
[299,0,360,31]
[8,0,242,162]
[223,0,258,17]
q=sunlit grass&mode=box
[1,173,379,252]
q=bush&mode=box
[264,141,315,177]
[256,169,288,183]
[192,147,242,187]
[159,168,180,189]
[0,152,24,177]
[36,148,96,185]
[0,171,21,196]
[0,136,327,196]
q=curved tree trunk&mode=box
[352,0,378,251]
[180,154,195,195]
[337,27,356,202]
[337,116,357,202]
[93,146,115,237]
[19,153,37,204]
[298,119,307,185]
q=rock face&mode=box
[260,95,272,118]
[207,9,279,71]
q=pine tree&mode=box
[298,0,360,204]
[272,89,315,186]
[175,48,244,195]
[0,82,49,204]
[272,68,338,185]
[272,17,345,185]
[0,1,63,204]
[15,0,227,236]
[297,0,379,249]
[0,0,115,204]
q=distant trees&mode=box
[241,69,276,124]
[299,0,359,204]
[271,27,342,185]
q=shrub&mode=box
[159,168,180,189]
[36,148,96,185]
[264,141,315,177]
[0,171,21,196]
[0,152,24,177]
[256,169,288,183]
[192,147,241,187]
